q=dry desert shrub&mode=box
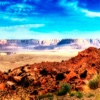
[88,74,100,89]
[56,83,71,96]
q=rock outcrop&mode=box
[0,47,100,99]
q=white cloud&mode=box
[0,24,45,30]
[81,9,100,17]
[0,24,45,39]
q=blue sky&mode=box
[0,0,100,39]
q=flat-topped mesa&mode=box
[1,39,100,51]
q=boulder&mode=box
[13,76,22,82]
[0,83,6,90]
[6,81,16,90]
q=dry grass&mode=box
[1,88,99,100]
[37,88,100,100]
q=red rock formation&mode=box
[0,47,100,97]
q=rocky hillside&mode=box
[0,47,100,99]
[0,39,100,51]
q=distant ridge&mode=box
[0,39,100,51]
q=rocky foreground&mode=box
[0,47,100,99]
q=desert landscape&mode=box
[0,0,100,99]
[0,47,100,100]
[0,51,74,72]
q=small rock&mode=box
[6,81,15,86]
[13,76,22,82]
[0,83,5,90]
[6,81,16,90]
[34,67,39,72]
[41,79,46,84]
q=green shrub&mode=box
[38,93,53,100]
[75,91,83,98]
[47,93,54,100]
[88,79,98,89]
[87,93,94,98]
[88,74,100,89]
[56,83,71,96]
[69,92,75,97]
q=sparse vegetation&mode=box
[56,83,71,96]
[87,93,94,98]
[89,79,98,89]
[88,74,100,89]
[38,93,54,100]
[75,91,83,98]
[69,91,75,97]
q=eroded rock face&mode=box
[80,70,87,79]
[0,71,7,82]
[56,73,65,81]
[0,47,100,97]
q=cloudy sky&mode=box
[0,0,100,39]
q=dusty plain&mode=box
[0,50,78,72]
